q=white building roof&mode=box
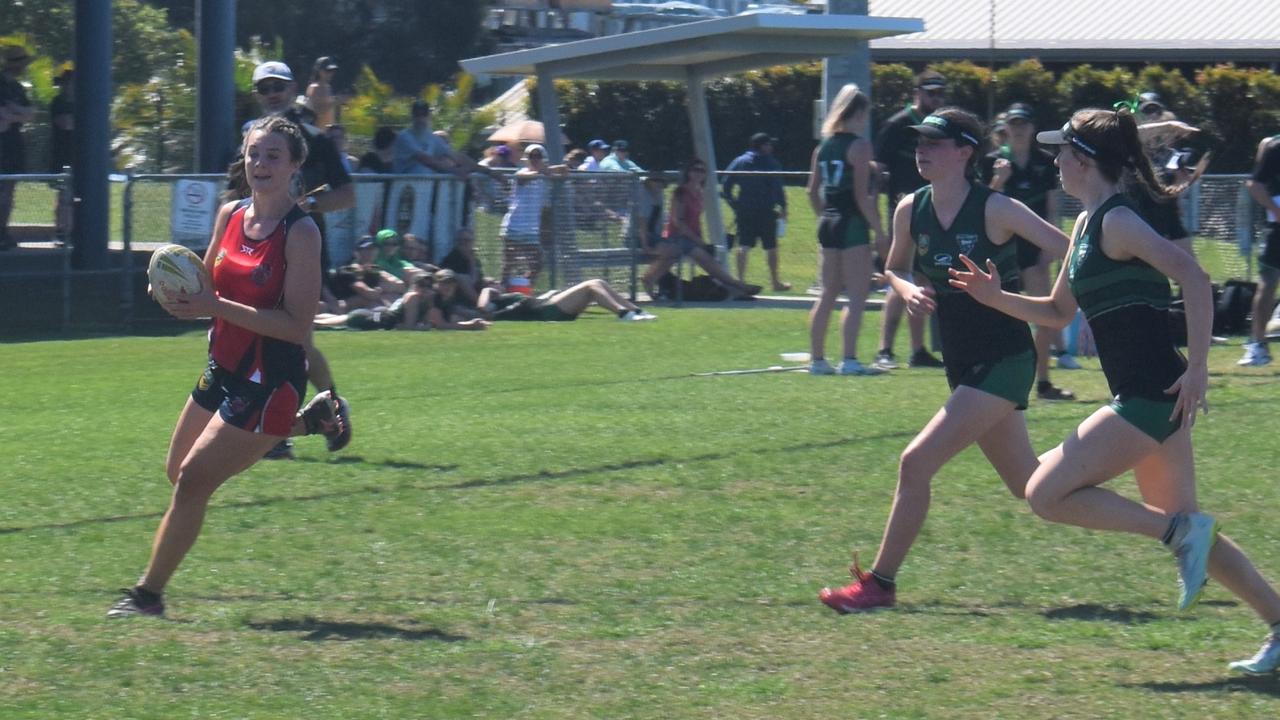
[868,0,1280,62]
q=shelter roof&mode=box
[461,12,924,81]
[868,0,1280,61]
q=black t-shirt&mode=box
[1252,136,1280,200]
[977,147,1058,218]
[49,91,73,172]
[875,105,927,199]
[0,75,31,172]
[283,110,353,274]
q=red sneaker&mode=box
[819,553,895,613]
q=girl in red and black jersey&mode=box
[108,117,342,618]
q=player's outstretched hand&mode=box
[948,255,1002,307]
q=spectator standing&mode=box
[599,139,643,173]
[978,103,1075,401]
[251,60,355,459]
[634,173,668,256]
[305,56,340,128]
[723,132,790,291]
[582,139,610,171]
[1240,133,1280,367]
[1132,92,1203,257]
[0,46,35,251]
[357,127,397,173]
[871,70,948,370]
[49,67,75,239]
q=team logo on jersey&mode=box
[214,249,226,267]
[250,262,273,287]
[916,234,930,256]
[934,253,953,267]
[240,243,257,256]
[1069,236,1090,280]
[956,233,978,256]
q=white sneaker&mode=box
[809,358,836,375]
[1056,353,1082,370]
[838,358,885,376]
[633,310,658,321]
[620,311,641,322]
[1229,633,1280,675]
[1238,343,1273,367]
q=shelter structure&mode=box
[462,11,922,256]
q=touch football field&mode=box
[2,312,1279,718]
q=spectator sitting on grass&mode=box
[400,232,438,272]
[427,269,491,331]
[479,278,656,323]
[314,274,433,331]
[327,237,404,311]
[375,228,426,282]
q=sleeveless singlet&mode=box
[817,132,864,218]
[208,200,308,384]
[910,183,1032,367]
[1067,194,1185,400]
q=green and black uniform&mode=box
[490,292,576,322]
[911,183,1035,408]
[815,132,870,249]
[1251,134,1280,271]
[1067,194,1186,441]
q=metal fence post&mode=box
[122,173,136,328]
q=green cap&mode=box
[375,229,399,245]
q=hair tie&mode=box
[1112,96,1140,115]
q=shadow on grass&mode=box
[0,456,454,536]
[1124,675,1280,696]
[246,616,468,642]
[0,432,912,535]
[1043,604,1162,624]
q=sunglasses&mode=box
[690,167,707,173]
[527,153,545,160]
[256,81,288,95]
[921,89,946,98]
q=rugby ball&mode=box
[148,244,210,304]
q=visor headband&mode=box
[1060,123,1100,159]
[922,115,980,148]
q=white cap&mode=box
[524,143,547,157]
[252,61,294,85]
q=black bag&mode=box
[1213,279,1256,336]
[682,274,731,301]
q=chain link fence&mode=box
[0,169,1271,334]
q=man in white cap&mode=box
[250,60,355,459]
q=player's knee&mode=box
[1023,477,1061,520]
[896,446,936,491]
[172,465,220,503]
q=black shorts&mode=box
[817,210,869,250]
[191,360,306,437]
[735,211,777,250]
[1261,223,1280,272]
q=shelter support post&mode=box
[685,69,725,256]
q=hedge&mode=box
[538,60,1280,173]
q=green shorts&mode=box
[945,349,1035,410]
[1109,395,1181,443]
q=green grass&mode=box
[2,311,1280,718]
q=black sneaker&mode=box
[263,439,295,460]
[298,390,352,452]
[1037,382,1076,401]
[908,348,944,368]
[107,587,165,618]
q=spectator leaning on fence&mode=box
[392,100,488,179]
[582,139,610,171]
[723,132,790,292]
[599,139,643,173]
[0,45,35,252]
[500,144,568,285]
[357,127,396,173]
[1240,132,1280,367]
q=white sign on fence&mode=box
[170,179,219,248]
